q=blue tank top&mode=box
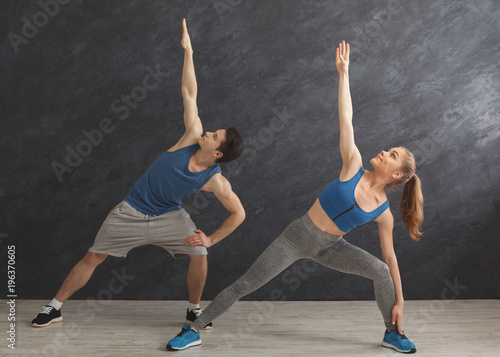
[318,167,389,233]
[125,144,221,215]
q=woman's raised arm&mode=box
[336,41,362,180]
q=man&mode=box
[32,18,245,329]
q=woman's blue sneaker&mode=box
[166,324,202,351]
[381,329,417,353]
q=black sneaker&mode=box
[185,308,212,330]
[32,305,63,327]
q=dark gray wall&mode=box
[1,0,499,301]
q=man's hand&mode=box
[391,303,404,334]
[336,40,349,74]
[181,18,192,52]
[186,229,213,248]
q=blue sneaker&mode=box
[381,329,417,353]
[166,324,201,351]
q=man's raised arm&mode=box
[181,18,203,137]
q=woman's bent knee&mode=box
[374,261,391,280]
[230,275,258,297]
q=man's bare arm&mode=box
[169,18,203,151]
[185,174,245,247]
[181,18,202,135]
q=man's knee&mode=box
[189,255,207,263]
[83,252,108,266]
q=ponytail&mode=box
[400,174,424,241]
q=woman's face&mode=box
[370,147,405,180]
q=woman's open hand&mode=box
[336,41,350,74]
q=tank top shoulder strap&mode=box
[354,166,365,182]
[373,200,390,218]
[340,166,365,183]
[208,163,222,176]
[169,143,199,154]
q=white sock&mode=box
[48,298,63,310]
[189,302,200,311]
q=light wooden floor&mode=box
[1,299,499,356]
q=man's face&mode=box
[199,129,227,153]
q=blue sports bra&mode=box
[318,167,389,233]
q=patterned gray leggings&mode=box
[193,213,396,331]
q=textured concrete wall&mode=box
[1,0,499,300]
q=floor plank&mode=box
[1,299,499,356]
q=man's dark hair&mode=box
[216,127,244,163]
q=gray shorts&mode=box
[89,201,207,259]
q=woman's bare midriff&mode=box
[307,198,347,236]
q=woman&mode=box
[167,41,423,354]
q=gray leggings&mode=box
[193,213,396,331]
